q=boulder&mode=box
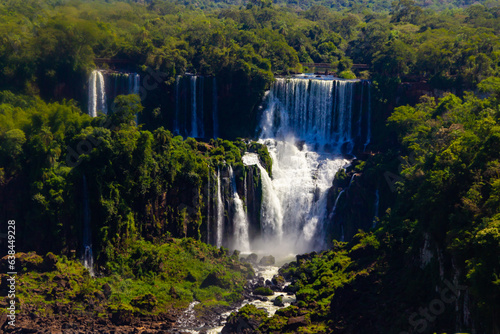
[273,295,284,307]
[287,315,308,328]
[245,253,258,264]
[253,287,273,296]
[259,255,275,266]
[201,271,230,289]
[42,252,58,271]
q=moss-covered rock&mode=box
[253,286,274,296]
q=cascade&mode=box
[364,84,372,150]
[216,168,224,248]
[199,76,205,138]
[228,166,251,252]
[255,76,370,253]
[372,188,379,228]
[261,77,370,152]
[173,75,218,138]
[82,175,94,276]
[242,153,284,243]
[191,76,198,138]
[88,70,107,117]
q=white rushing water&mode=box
[228,166,251,253]
[191,76,198,138]
[88,70,140,118]
[216,168,224,248]
[241,77,373,255]
[88,70,106,117]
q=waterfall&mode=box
[82,175,94,276]
[88,70,107,117]
[207,171,211,245]
[242,153,284,242]
[228,166,250,252]
[256,76,373,253]
[364,83,372,150]
[213,77,219,138]
[88,71,140,118]
[329,188,346,219]
[174,75,218,139]
[372,188,379,228]
[190,76,198,138]
[199,76,205,138]
[216,168,224,248]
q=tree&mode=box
[390,0,423,24]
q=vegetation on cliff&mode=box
[0,238,253,329]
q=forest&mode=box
[0,0,499,333]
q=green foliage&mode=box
[13,239,251,320]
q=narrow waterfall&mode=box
[191,76,198,138]
[207,171,211,245]
[199,76,205,138]
[82,175,94,276]
[228,166,250,252]
[88,70,107,117]
[255,76,371,254]
[173,75,218,138]
[364,83,372,150]
[329,188,346,219]
[212,77,219,138]
[216,168,224,248]
[132,73,140,95]
[372,188,380,228]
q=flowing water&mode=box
[88,70,140,118]
[88,70,106,117]
[228,166,251,253]
[174,75,372,332]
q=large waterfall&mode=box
[261,76,371,153]
[204,76,371,255]
[239,76,371,255]
[174,75,218,138]
[88,70,141,117]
